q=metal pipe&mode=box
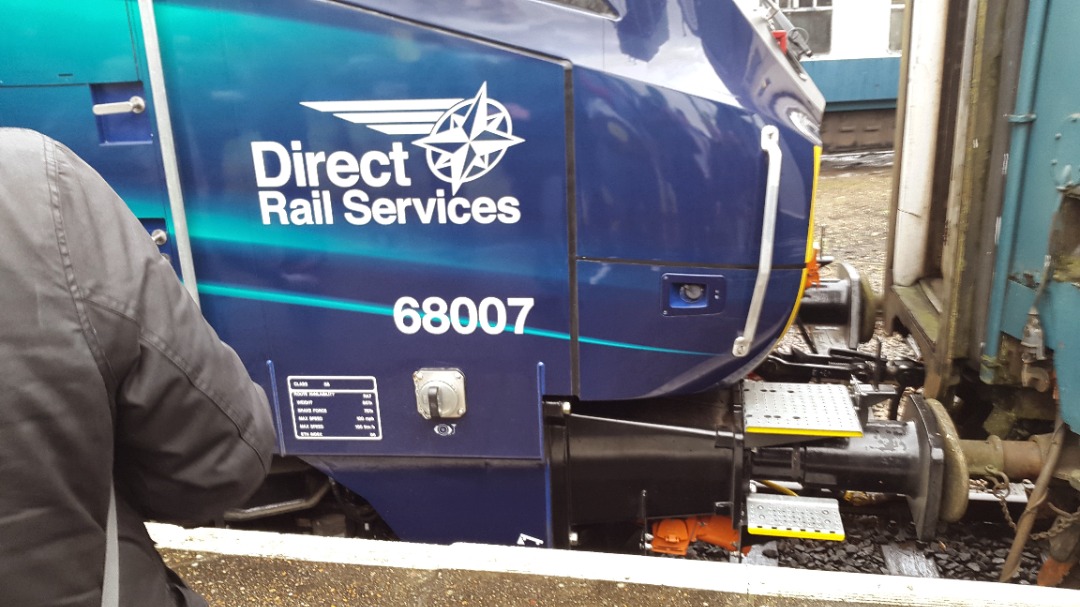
[983,0,1049,365]
[1000,416,1067,581]
[960,435,1047,480]
[137,0,201,306]
[567,414,734,441]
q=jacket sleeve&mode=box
[50,140,275,523]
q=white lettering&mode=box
[498,196,521,223]
[412,196,438,223]
[472,196,497,224]
[388,142,411,186]
[396,198,416,223]
[289,197,316,225]
[371,197,397,225]
[253,141,411,190]
[326,151,360,187]
[394,296,534,336]
[305,151,326,187]
[290,141,307,187]
[360,150,391,188]
[448,197,470,224]
[259,191,288,224]
[252,141,291,188]
[342,190,372,225]
[252,141,521,227]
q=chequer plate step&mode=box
[742,381,862,438]
[746,493,845,541]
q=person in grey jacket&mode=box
[0,128,275,605]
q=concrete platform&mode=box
[149,524,1079,607]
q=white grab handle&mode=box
[733,125,782,357]
[92,96,146,116]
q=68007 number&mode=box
[393,296,535,336]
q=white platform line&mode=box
[147,524,1078,607]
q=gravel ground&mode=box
[766,161,1046,584]
[678,510,1048,584]
[778,159,916,359]
[814,163,894,295]
[775,513,1046,584]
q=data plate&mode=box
[742,381,862,437]
[746,493,845,541]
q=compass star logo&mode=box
[413,83,523,194]
[300,82,524,194]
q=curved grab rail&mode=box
[733,125,782,357]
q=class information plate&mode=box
[287,376,383,441]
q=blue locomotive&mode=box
[2,0,832,547]
[5,0,1076,576]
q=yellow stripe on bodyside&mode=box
[805,145,822,265]
[772,145,822,345]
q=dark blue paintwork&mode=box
[2,0,823,544]
[573,68,815,267]
[155,0,572,463]
[90,82,154,144]
[348,0,823,127]
[0,85,170,219]
[308,456,552,545]
[577,263,803,400]
[312,0,822,405]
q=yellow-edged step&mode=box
[746,493,845,541]
[742,381,862,438]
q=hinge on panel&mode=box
[1006,113,1036,123]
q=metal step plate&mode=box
[742,381,862,437]
[746,493,845,541]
